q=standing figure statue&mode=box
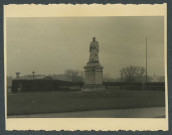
[88,37,99,63]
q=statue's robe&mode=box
[89,41,99,63]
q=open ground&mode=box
[7,89,165,117]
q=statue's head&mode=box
[93,37,96,41]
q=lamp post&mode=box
[32,71,35,80]
[16,72,20,79]
[153,72,156,82]
[146,37,148,86]
[120,70,123,82]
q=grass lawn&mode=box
[7,89,165,115]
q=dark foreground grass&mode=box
[7,89,165,115]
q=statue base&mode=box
[81,84,106,92]
[82,62,106,92]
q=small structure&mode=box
[82,37,106,91]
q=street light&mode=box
[146,37,148,86]
[32,71,35,80]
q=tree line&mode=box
[65,65,164,82]
[8,65,164,82]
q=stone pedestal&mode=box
[82,62,106,91]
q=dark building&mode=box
[12,79,84,93]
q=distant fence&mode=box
[11,79,165,93]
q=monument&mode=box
[82,37,106,91]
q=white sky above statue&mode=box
[6,16,164,78]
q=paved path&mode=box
[8,107,165,118]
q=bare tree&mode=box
[64,69,83,82]
[120,65,148,82]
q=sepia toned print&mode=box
[4,4,168,131]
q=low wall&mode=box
[103,82,165,91]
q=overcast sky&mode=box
[6,16,165,78]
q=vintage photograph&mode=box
[4,4,168,131]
